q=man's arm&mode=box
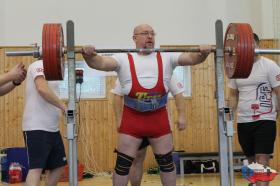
[35,76,66,112]
[273,86,280,117]
[0,63,26,87]
[178,45,212,66]
[112,94,124,129]
[174,93,186,131]
[228,88,239,112]
[82,45,118,71]
[0,63,26,96]
[0,82,17,96]
[0,72,14,87]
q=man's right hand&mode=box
[176,114,186,131]
[82,45,98,58]
[9,63,27,84]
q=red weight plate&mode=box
[224,23,255,78]
[224,23,238,78]
[238,24,248,77]
[243,24,254,78]
[234,24,244,78]
[42,24,64,80]
[236,24,255,78]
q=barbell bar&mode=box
[6,45,280,57]
[6,46,280,56]
[5,23,280,80]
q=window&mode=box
[59,61,107,99]
[171,66,192,97]
[59,61,192,99]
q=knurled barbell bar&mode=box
[5,23,280,81]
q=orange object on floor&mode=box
[59,164,84,182]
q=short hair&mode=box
[253,33,260,45]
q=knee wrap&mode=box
[114,151,134,175]
[154,151,175,172]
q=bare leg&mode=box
[255,154,270,186]
[149,133,176,186]
[113,134,142,186]
[25,168,43,186]
[45,166,64,186]
[129,148,147,186]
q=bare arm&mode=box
[228,88,239,112]
[0,82,16,96]
[82,45,118,71]
[174,93,186,131]
[0,63,26,96]
[112,94,124,129]
[273,86,280,117]
[0,63,26,86]
[178,45,212,66]
[35,76,66,112]
[0,73,14,87]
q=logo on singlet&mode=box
[135,92,162,100]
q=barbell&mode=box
[5,23,280,80]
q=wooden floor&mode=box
[3,173,280,186]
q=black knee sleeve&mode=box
[114,151,134,175]
[154,151,175,172]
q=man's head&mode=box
[253,33,260,48]
[253,33,260,61]
[132,24,155,52]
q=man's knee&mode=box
[154,151,174,172]
[115,151,134,175]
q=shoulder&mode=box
[28,60,43,70]
[112,53,128,60]
[29,60,43,69]
[259,57,277,66]
[28,60,44,77]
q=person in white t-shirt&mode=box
[22,60,67,186]
[111,75,185,186]
[0,63,26,96]
[82,24,211,186]
[228,33,280,186]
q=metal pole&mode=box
[222,108,235,186]
[215,20,230,186]
[66,20,78,186]
[227,126,234,186]
[255,48,280,54]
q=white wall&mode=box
[0,0,6,44]
[0,0,275,47]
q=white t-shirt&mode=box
[22,60,61,132]
[112,52,181,95]
[111,75,184,96]
[228,57,280,123]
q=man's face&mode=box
[133,24,155,49]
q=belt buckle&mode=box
[151,99,159,110]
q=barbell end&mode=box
[254,48,280,55]
[5,50,38,57]
[5,46,41,58]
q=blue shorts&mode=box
[237,120,276,157]
[23,130,67,170]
